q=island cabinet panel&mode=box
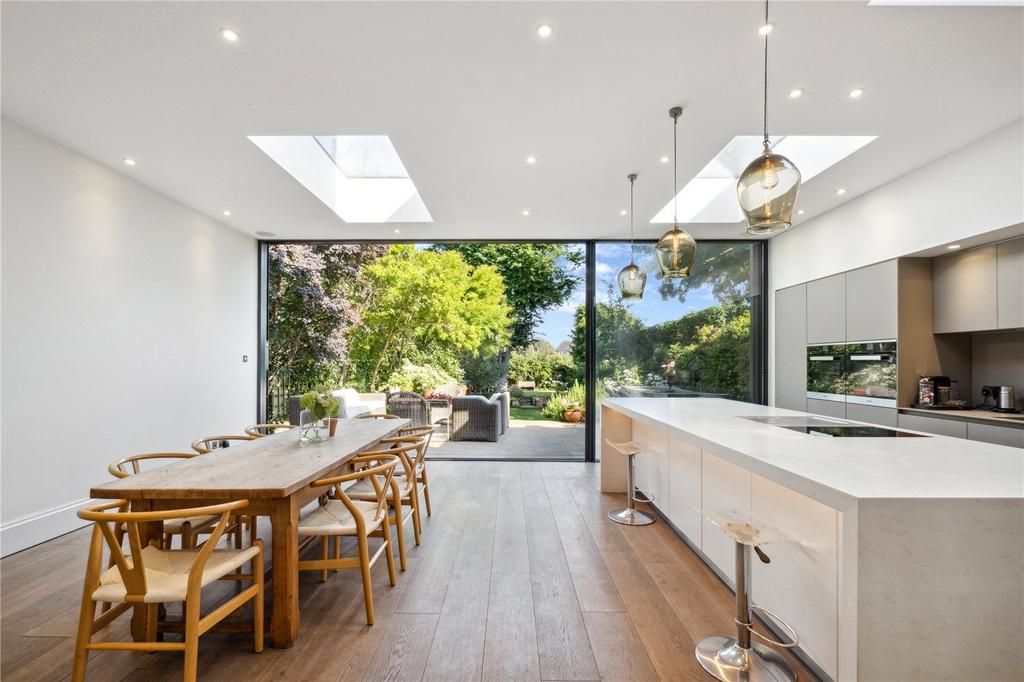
[997,237,1024,329]
[846,260,898,342]
[806,273,846,344]
[845,403,897,427]
[750,475,839,681]
[632,421,668,504]
[933,245,998,333]
[666,437,702,545]
[700,451,751,585]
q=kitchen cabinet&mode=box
[846,403,898,427]
[806,273,846,343]
[846,260,898,342]
[774,284,807,411]
[997,238,1024,329]
[933,245,998,333]
[897,412,967,438]
[967,422,1024,449]
[806,398,846,419]
[700,451,750,584]
[666,437,702,544]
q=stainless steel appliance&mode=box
[806,341,898,407]
[996,385,1016,411]
[981,384,1020,413]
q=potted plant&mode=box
[562,398,584,423]
[298,388,340,442]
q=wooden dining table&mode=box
[90,416,408,648]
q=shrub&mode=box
[385,362,459,395]
[542,381,587,421]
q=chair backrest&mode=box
[108,452,199,478]
[379,426,434,468]
[244,423,295,437]
[309,453,399,530]
[77,499,248,601]
[191,435,256,454]
[357,412,401,420]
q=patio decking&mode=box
[428,420,585,460]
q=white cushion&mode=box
[92,545,259,604]
[298,499,385,536]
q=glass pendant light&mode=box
[655,107,697,278]
[617,173,646,299]
[737,0,801,234]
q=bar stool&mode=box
[695,509,799,682]
[604,440,656,526]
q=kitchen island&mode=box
[601,397,1023,682]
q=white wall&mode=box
[0,119,258,556]
[768,119,1024,404]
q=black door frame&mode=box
[256,238,768,463]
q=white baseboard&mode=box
[0,497,95,557]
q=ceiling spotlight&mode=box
[848,88,864,99]
[255,231,275,237]
[123,158,136,166]
[789,89,803,99]
[758,23,774,36]
[537,24,553,38]
[525,155,537,165]
[394,229,401,234]
[797,209,805,215]
[835,187,847,195]
[947,244,961,250]
[220,28,239,42]
[522,209,531,216]
[222,210,231,217]
[620,209,628,216]
[659,155,671,164]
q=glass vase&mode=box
[298,409,330,443]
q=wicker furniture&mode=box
[72,499,264,682]
[386,391,430,427]
[450,395,502,442]
[491,391,510,434]
[296,453,399,625]
[286,390,385,425]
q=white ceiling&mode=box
[2,1,1022,241]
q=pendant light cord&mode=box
[629,175,636,263]
[762,0,770,153]
[672,113,679,226]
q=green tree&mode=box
[349,245,512,389]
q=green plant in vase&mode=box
[298,387,340,442]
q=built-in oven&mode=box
[844,340,897,406]
[806,344,847,402]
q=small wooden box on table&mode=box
[90,417,408,648]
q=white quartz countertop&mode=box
[603,397,1024,508]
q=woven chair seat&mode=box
[345,477,412,501]
[394,462,425,478]
[92,544,259,604]
[297,499,384,536]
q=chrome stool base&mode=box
[695,636,796,682]
[607,507,656,526]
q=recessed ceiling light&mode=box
[758,23,774,36]
[222,210,231,216]
[659,155,671,164]
[797,209,805,215]
[220,28,239,42]
[525,155,537,165]
[123,158,136,166]
[537,24,553,38]
[848,88,865,99]
[789,89,803,99]
[394,228,401,234]
[255,231,275,237]
[522,209,531,216]
[836,187,847,195]
[947,244,961,250]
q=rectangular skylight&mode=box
[651,135,876,224]
[249,135,432,223]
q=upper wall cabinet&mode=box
[997,238,1024,329]
[846,260,898,341]
[933,245,999,333]
[806,274,846,344]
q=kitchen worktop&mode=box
[898,405,1024,427]
[602,397,1024,508]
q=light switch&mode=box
[242,355,248,363]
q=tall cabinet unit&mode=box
[774,284,807,411]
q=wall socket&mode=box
[242,355,248,363]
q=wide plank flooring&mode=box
[0,461,816,681]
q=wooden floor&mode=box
[1,461,815,681]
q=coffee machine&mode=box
[981,385,1020,413]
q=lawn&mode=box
[510,405,556,421]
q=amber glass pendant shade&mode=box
[617,262,646,299]
[656,226,697,278]
[738,151,801,234]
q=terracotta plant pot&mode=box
[328,417,339,437]
[563,410,583,423]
